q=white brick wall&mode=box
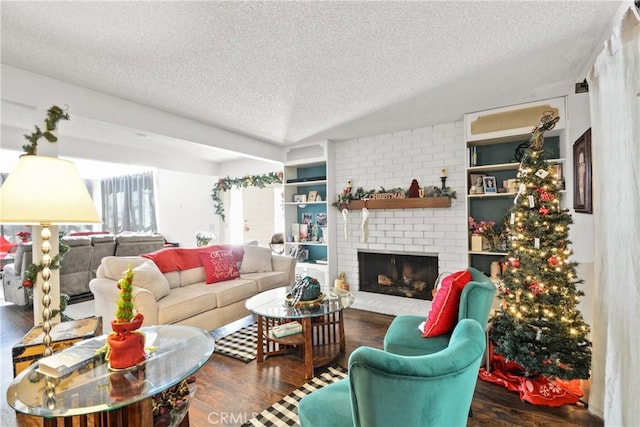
[332,121,468,297]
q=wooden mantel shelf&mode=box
[346,197,451,210]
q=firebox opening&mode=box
[358,250,439,300]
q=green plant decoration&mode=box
[22,105,70,155]
[52,293,71,321]
[211,171,283,221]
[115,266,135,323]
[332,185,457,211]
[22,239,70,286]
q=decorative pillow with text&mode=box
[422,270,472,337]
[199,250,240,284]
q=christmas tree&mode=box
[490,113,592,380]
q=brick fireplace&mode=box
[358,250,438,300]
[331,121,468,315]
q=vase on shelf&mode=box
[321,227,328,244]
[470,234,488,251]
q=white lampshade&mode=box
[0,155,101,225]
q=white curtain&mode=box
[101,172,157,234]
[587,5,640,425]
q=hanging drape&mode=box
[101,172,157,234]
[587,5,639,425]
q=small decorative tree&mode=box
[107,266,146,369]
[115,266,135,323]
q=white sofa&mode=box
[90,245,296,333]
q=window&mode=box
[101,172,157,233]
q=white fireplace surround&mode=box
[332,121,467,316]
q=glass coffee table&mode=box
[6,324,214,426]
[245,286,354,379]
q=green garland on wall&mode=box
[211,171,283,221]
[22,105,70,155]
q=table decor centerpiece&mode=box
[106,266,146,370]
[286,275,323,307]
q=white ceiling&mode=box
[0,1,627,162]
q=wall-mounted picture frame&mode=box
[573,128,592,214]
[293,194,307,203]
[469,173,486,194]
[482,176,497,194]
[307,190,318,202]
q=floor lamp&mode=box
[0,155,101,357]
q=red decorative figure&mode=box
[409,179,420,198]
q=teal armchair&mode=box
[298,319,486,427]
[383,267,496,356]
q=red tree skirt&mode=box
[479,343,583,407]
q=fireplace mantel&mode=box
[346,196,451,210]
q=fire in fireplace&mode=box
[358,250,439,300]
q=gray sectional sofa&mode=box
[2,233,166,305]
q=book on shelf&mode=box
[299,223,308,240]
[469,146,478,167]
[272,321,302,338]
[36,338,103,378]
[291,223,300,242]
[286,176,326,183]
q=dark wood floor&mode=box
[0,301,603,427]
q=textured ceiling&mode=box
[0,1,626,159]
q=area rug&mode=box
[242,365,348,427]
[215,323,258,363]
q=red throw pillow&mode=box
[199,250,240,284]
[422,270,472,337]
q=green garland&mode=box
[22,105,70,155]
[23,240,70,284]
[21,239,71,320]
[211,172,283,221]
[332,185,457,210]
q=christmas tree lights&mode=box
[490,113,592,380]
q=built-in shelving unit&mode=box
[464,97,567,275]
[283,141,335,286]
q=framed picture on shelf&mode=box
[287,245,300,258]
[573,128,592,214]
[301,213,313,224]
[299,223,309,241]
[469,173,485,194]
[307,190,318,202]
[315,212,327,226]
[552,163,565,190]
[482,176,497,193]
[293,194,307,203]
[297,248,309,262]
